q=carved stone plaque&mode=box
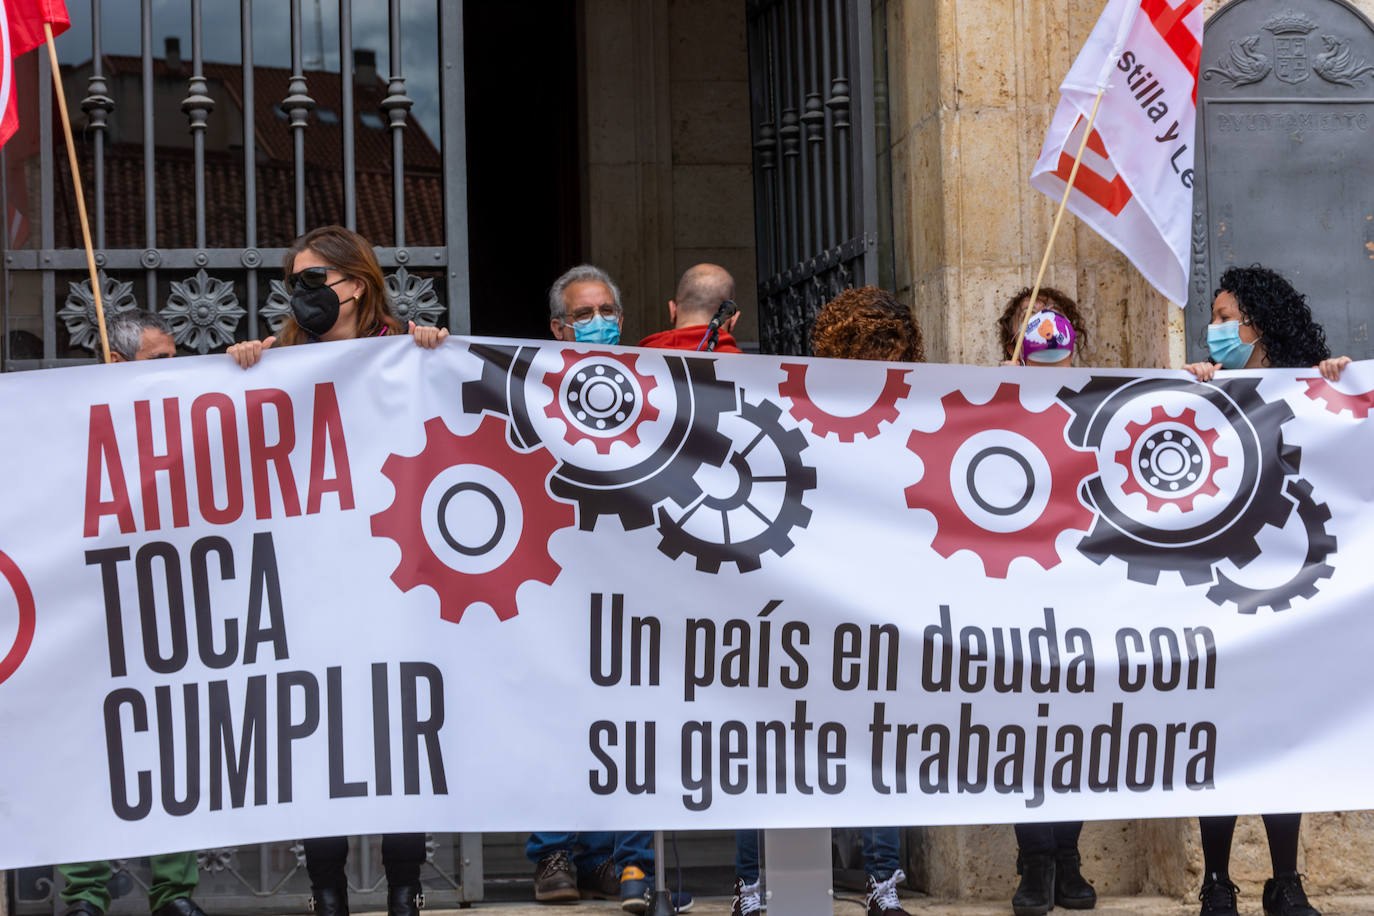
[1190,0,1374,360]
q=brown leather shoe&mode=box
[534,850,579,903]
[578,858,619,899]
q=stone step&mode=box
[410,895,1374,916]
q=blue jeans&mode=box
[526,832,656,873]
[735,830,761,883]
[735,827,901,883]
[861,827,901,880]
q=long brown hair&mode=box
[276,225,402,346]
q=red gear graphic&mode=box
[777,362,911,442]
[1302,377,1374,419]
[904,383,1096,577]
[1113,405,1228,512]
[542,350,660,453]
[370,414,575,623]
[0,550,35,686]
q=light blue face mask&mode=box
[1207,320,1255,370]
[574,314,621,346]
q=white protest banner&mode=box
[1030,0,1203,305]
[2,335,1373,869]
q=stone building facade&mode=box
[579,0,1374,904]
[3,1,1370,909]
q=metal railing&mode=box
[747,0,880,355]
[2,0,478,907]
[0,0,470,370]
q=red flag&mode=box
[0,0,70,150]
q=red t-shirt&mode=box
[638,325,742,353]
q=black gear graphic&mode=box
[1057,376,1300,585]
[1206,477,1336,614]
[655,398,816,573]
[462,344,738,530]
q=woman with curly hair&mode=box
[811,285,925,362]
[801,285,921,916]
[997,286,1089,367]
[1185,264,1348,383]
[1182,265,1345,916]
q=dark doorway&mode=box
[464,1,582,341]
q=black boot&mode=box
[1198,872,1239,916]
[1262,872,1320,916]
[1013,854,1055,916]
[387,885,423,916]
[308,886,348,916]
[1054,850,1096,910]
[153,900,209,916]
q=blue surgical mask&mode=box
[1207,320,1255,369]
[574,315,621,346]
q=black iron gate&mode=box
[3,1,482,911]
[0,0,470,370]
[747,0,882,355]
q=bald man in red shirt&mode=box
[639,263,742,353]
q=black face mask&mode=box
[289,282,352,337]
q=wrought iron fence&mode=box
[2,0,479,909]
[747,0,880,355]
[0,0,469,370]
[12,835,483,915]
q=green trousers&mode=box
[58,853,199,913]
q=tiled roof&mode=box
[50,56,445,250]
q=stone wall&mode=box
[885,0,1374,902]
[885,0,1181,370]
[582,0,758,346]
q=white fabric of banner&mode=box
[1030,0,1203,305]
[1,336,1372,869]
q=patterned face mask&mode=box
[1021,309,1076,364]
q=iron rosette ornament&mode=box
[385,267,444,327]
[163,269,245,353]
[58,272,138,353]
[261,278,293,334]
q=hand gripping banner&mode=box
[1,336,1373,868]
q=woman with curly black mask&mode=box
[1182,265,1347,916]
[1184,265,1349,382]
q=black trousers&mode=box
[1014,821,1083,856]
[1199,813,1301,876]
[303,834,426,888]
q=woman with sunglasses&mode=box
[1182,264,1347,916]
[227,226,438,916]
[228,224,446,369]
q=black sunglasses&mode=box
[287,265,345,292]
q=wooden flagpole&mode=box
[1012,88,1107,365]
[43,22,110,364]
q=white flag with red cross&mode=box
[1031,0,1203,306]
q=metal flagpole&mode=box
[43,22,111,364]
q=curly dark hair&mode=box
[811,286,925,362]
[997,286,1089,359]
[1217,265,1329,369]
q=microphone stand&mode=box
[702,299,739,353]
